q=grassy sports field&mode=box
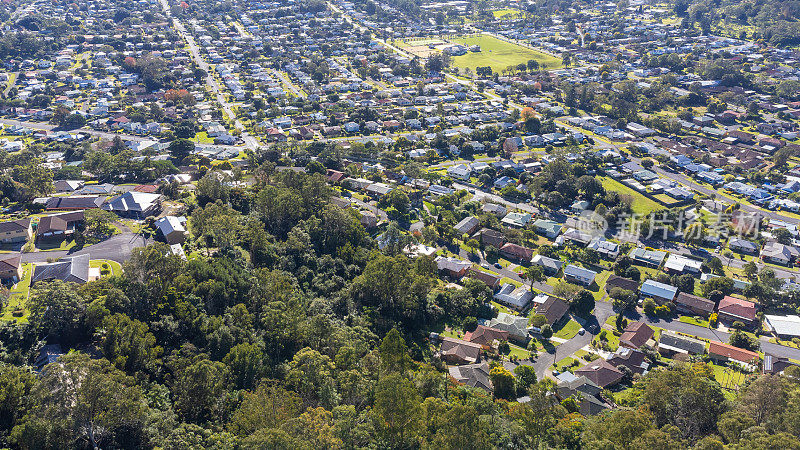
[448,34,562,73]
[493,8,521,19]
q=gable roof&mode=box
[464,325,510,347]
[605,275,639,292]
[606,347,649,374]
[709,341,760,363]
[46,196,105,210]
[535,296,570,325]
[658,332,706,355]
[154,216,185,236]
[718,296,757,322]
[104,191,161,213]
[500,243,534,260]
[32,254,90,284]
[564,264,597,280]
[675,292,715,314]
[0,254,21,272]
[37,211,84,235]
[448,362,491,391]
[440,336,482,364]
[0,218,31,234]
[454,216,481,235]
[640,279,678,301]
[466,268,501,288]
[575,359,624,388]
[619,321,654,348]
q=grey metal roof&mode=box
[32,254,90,284]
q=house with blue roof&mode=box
[640,279,678,304]
[494,176,515,189]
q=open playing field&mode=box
[493,8,521,19]
[396,38,450,58]
[448,34,562,73]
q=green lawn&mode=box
[598,176,664,215]
[679,316,710,328]
[449,35,562,73]
[90,259,123,277]
[551,356,578,372]
[191,131,215,144]
[711,363,750,399]
[0,263,32,323]
[36,238,76,252]
[554,319,582,340]
[493,8,521,19]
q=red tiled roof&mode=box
[718,296,757,322]
[464,325,509,347]
[709,341,760,363]
[619,321,654,349]
[575,359,624,388]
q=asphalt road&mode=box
[594,301,800,360]
[525,305,616,379]
[159,0,260,151]
[632,155,799,224]
[21,233,151,264]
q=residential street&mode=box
[159,0,260,151]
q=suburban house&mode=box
[664,254,703,274]
[454,216,481,236]
[533,219,562,238]
[500,243,534,262]
[493,283,534,311]
[606,347,649,375]
[764,315,800,339]
[53,179,84,193]
[487,312,530,344]
[535,296,570,325]
[0,218,32,243]
[587,237,620,259]
[764,354,797,375]
[674,292,715,317]
[449,363,491,392]
[708,341,760,368]
[619,321,654,349]
[32,254,97,285]
[464,325,510,349]
[639,279,678,304]
[438,336,483,365]
[605,275,639,293]
[435,256,472,278]
[629,248,667,267]
[657,332,706,357]
[717,296,757,326]
[474,228,505,248]
[729,238,759,255]
[761,242,800,265]
[154,216,186,244]
[45,196,105,210]
[0,254,22,283]
[531,254,564,275]
[36,211,84,241]
[466,268,501,289]
[575,359,624,388]
[563,264,597,286]
[502,212,532,228]
[556,375,609,415]
[103,191,162,219]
